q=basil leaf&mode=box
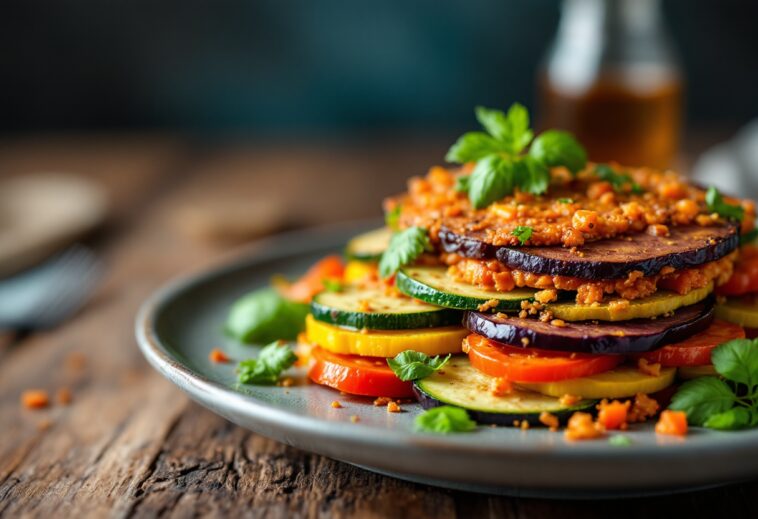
[529,130,587,174]
[226,288,309,344]
[711,338,758,387]
[455,175,471,193]
[445,132,503,164]
[468,155,514,209]
[475,104,533,154]
[511,225,533,245]
[519,155,551,195]
[378,227,431,278]
[706,187,745,221]
[414,406,477,434]
[237,340,298,385]
[386,351,450,381]
[669,377,737,425]
[704,407,752,430]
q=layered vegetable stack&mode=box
[294,104,758,434]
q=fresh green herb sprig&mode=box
[594,164,644,194]
[226,288,309,343]
[378,226,432,278]
[557,197,574,204]
[387,351,451,381]
[669,338,758,430]
[385,204,402,230]
[511,226,533,245]
[447,104,587,209]
[237,340,298,385]
[706,186,745,222]
[414,406,477,434]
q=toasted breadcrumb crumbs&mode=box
[628,393,659,423]
[655,410,688,436]
[512,419,521,427]
[550,319,566,328]
[387,401,401,413]
[56,387,72,406]
[596,399,631,430]
[559,394,582,406]
[520,420,530,430]
[330,401,343,409]
[208,348,230,363]
[280,377,294,388]
[637,358,662,377]
[358,300,373,312]
[534,289,558,304]
[22,390,50,409]
[520,337,530,347]
[477,298,500,312]
[490,377,513,396]
[565,412,605,441]
[350,415,360,423]
[539,412,559,431]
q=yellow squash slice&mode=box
[305,314,466,357]
[519,365,676,399]
[548,284,713,322]
[715,296,758,328]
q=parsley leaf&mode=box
[669,375,736,425]
[595,164,644,194]
[529,130,587,174]
[711,338,758,387]
[468,155,514,209]
[237,340,298,385]
[385,204,402,230]
[322,279,344,293]
[446,103,587,209]
[226,288,309,344]
[557,197,574,204]
[414,406,477,434]
[454,175,471,193]
[608,435,632,447]
[704,407,752,430]
[511,225,533,245]
[386,351,451,381]
[706,187,745,221]
[378,227,432,278]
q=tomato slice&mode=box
[465,334,623,383]
[307,347,414,398]
[637,319,745,366]
[717,245,758,296]
[278,255,345,303]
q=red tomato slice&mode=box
[465,334,623,383]
[638,320,745,366]
[279,255,345,303]
[308,347,414,398]
[717,245,758,296]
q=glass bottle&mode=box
[538,0,682,169]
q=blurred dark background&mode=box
[2,0,757,137]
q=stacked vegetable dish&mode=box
[229,104,758,437]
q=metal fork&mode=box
[0,246,103,330]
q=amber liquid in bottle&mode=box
[539,70,682,169]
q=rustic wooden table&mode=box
[1,134,756,518]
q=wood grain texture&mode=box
[1,135,756,518]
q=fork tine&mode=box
[26,246,103,329]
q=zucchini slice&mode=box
[345,227,392,261]
[397,266,535,311]
[548,284,713,322]
[305,315,466,357]
[311,285,462,330]
[519,365,676,399]
[414,356,596,425]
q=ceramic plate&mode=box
[136,222,758,498]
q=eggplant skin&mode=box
[465,300,715,355]
[439,223,739,279]
[412,385,592,426]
